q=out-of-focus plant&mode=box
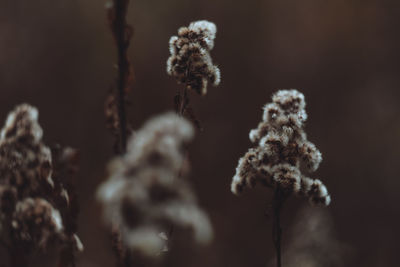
[97,113,213,263]
[0,104,83,267]
[103,0,135,265]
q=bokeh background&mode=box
[1,0,400,266]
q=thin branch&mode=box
[178,62,191,117]
[107,0,133,154]
[179,86,189,116]
[272,187,285,267]
[115,0,129,153]
[107,0,134,266]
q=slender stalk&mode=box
[108,0,133,265]
[167,74,193,265]
[124,250,132,267]
[114,0,130,154]
[117,74,128,154]
[272,187,284,267]
[179,87,189,116]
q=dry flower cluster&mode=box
[167,20,221,96]
[0,4,335,265]
[231,90,331,206]
[0,104,82,265]
[97,112,213,257]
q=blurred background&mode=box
[1,0,399,266]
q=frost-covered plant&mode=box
[231,90,330,267]
[231,89,330,205]
[0,104,83,267]
[97,112,213,257]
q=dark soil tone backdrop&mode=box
[1,0,399,266]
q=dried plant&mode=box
[51,144,82,267]
[0,104,82,267]
[104,1,135,264]
[231,90,331,267]
[105,0,134,154]
[97,113,213,259]
[167,20,221,117]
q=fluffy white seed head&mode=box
[167,20,220,95]
[0,104,82,251]
[97,112,213,256]
[0,104,43,143]
[272,89,306,114]
[188,20,217,49]
[231,90,330,206]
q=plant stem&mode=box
[178,60,192,116]
[114,0,130,154]
[110,0,132,265]
[124,250,132,267]
[117,75,127,154]
[272,187,284,267]
[179,86,189,116]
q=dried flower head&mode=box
[231,90,331,206]
[11,198,63,247]
[97,112,213,257]
[0,104,54,198]
[167,20,221,96]
[0,104,83,253]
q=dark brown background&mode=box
[1,0,399,266]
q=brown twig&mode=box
[107,0,134,266]
[174,84,203,131]
[179,86,189,116]
[107,0,133,154]
[115,0,128,154]
[179,63,192,117]
[272,187,285,267]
